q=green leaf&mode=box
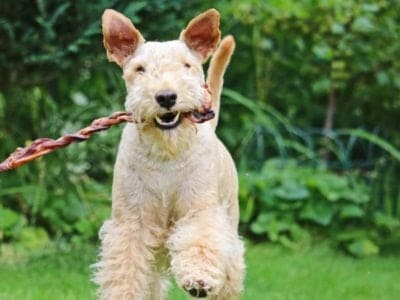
[250,213,275,235]
[240,196,255,223]
[309,173,349,202]
[273,181,309,201]
[0,185,38,197]
[0,206,26,238]
[374,212,400,231]
[340,204,364,219]
[266,219,290,242]
[312,78,331,93]
[250,222,266,235]
[14,227,51,254]
[0,207,21,230]
[352,17,376,33]
[361,3,380,13]
[312,43,333,60]
[278,235,297,249]
[331,23,344,34]
[347,239,379,257]
[335,229,369,242]
[260,189,276,206]
[341,188,370,204]
[376,71,390,86]
[337,129,400,162]
[300,201,334,226]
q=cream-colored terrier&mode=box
[93,8,245,299]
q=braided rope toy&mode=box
[0,111,215,173]
[0,112,134,173]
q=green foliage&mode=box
[216,0,400,142]
[0,205,26,239]
[223,88,400,256]
[0,0,399,258]
[0,70,122,246]
[239,158,400,256]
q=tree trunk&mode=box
[321,89,336,162]
[324,89,336,134]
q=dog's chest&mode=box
[136,155,196,196]
[117,124,217,208]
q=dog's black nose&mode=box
[155,90,177,109]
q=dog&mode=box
[93,8,245,299]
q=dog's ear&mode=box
[180,9,221,61]
[102,9,144,67]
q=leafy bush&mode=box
[239,158,400,256]
[219,88,400,256]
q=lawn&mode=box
[0,242,399,300]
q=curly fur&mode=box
[93,8,245,299]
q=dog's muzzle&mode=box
[153,84,215,130]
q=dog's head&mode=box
[102,9,220,131]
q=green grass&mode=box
[0,242,399,300]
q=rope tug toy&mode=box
[0,112,133,173]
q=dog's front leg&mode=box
[167,205,244,299]
[92,214,154,300]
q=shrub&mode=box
[239,158,400,256]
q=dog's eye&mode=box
[136,66,145,73]
[184,63,191,69]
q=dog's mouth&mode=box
[154,112,182,129]
[154,109,215,130]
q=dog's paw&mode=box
[183,279,213,298]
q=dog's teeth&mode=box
[172,112,180,123]
[155,115,164,124]
[155,112,180,125]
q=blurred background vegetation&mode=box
[0,0,400,262]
